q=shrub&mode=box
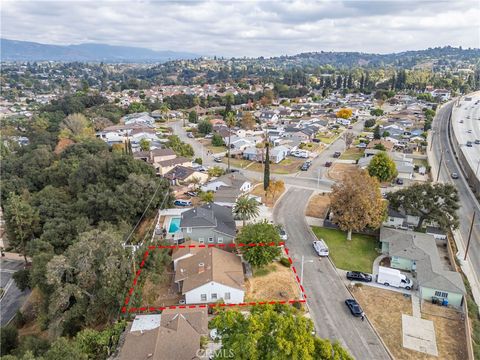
[211,134,224,146]
[280,257,291,268]
[12,269,30,291]
[0,325,18,356]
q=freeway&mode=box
[430,100,480,303]
[451,94,480,181]
[274,188,390,360]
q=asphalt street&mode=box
[432,100,480,291]
[0,258,31,326]
[274,188,390,360]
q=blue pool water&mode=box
[168,217,181,233]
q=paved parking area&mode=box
[402,314,438,356]
[0,258,31,325]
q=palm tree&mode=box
[233,195,260,226]
[225,112,236,173]
[160,103,170,124]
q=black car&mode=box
[345,299,364,317]
[346,271,372,282]
[333,151,341,158]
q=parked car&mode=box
[278,227,288,241]
[466,141,473,147]
[313,240,329,257]
[214,157,223,163]
[184,191,198,197]
[325,161,332,167]
[475,139,480,145]
[187,132,194,138]
[205,134,213,139]
[451,172,459,179]
[333,151,341,158]
[396,178,404,185]
[174,199,192,207]
[345,299,364,317]
[346,271,372,282]
[300,162,310,171]
[467,129,473,134]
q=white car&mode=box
[313,240,329,257]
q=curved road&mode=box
[274,188,390,359]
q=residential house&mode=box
[157,157,192,176]
[243,146,260,161]
[179,203,237,244]
[122,112,155,126]
[380,228,465,308]
[270,145,290,163]
[201,173,252,193]
[383,207,420,229]
[173,242,245,304]
[119,308,208,360]
[164,166,209,185]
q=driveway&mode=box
[1,258,31,325]
[274,187,390,359]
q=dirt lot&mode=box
[305,194,330,218]
[351,286,467,360]
[327,163,358,182]
[251,183,285,208]
[245,262,300,302]
[248,157,305,174]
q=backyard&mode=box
[311,227,378,273]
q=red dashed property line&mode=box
[121,243,307,314]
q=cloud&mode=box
[1,0,478,57]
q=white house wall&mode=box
[185,281,244,304]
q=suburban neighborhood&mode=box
[1,9,480,360]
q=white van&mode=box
[313,240,329,257]
[377,266,412,290]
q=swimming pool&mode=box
[168,217,181,233]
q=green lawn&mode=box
[339,148,364,161]
[311,227,379,273]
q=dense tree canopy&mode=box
[367,152,398,182]
[210,304,353,360]
[236,221,281,267]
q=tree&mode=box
[370,108,384,117]
[1,325,18,356]
[336,108,353,119]
[139,138,150,151]
[264,141,270,191]
[4,193,40,263]
[329,169,386,240]
[198,120,212,135]
[44,338,87,360]
[127,102,148,114]
[207,166,225,177]
[233,195,260,226]
[266,179,285,201]
[367,152,397,182]
[241,112,256,130]
[236,221,281,267]
[211,134,224,147]
[364,119,376,128]
[59,113,94,141]
[45,228,131,335]
[188,110,198,123]
[13,269,30,291]
[343,132,355,149]
[210,304,353,360]
[199,191,214,203]
[373,125,381,140]
[386,183,459,230]
[225,112,236,173]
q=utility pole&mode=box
[476,159,480,176]
[464,211,476,261]
[429,130,435,151]
[436,150,443,182]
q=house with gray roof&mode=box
[380,227,465,308]
[179,203,237,245]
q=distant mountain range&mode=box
[0,38,200,63]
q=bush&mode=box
[198,120,212,135]
[17,335,50,357]
[292,301,302,310]
[211,134,224,146]
[279,257,291,268]
[14,310,26,328]
[364,119,376,128]
[12,269,30,291]
[194,158,202,165]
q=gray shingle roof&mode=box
[180,203,236,237]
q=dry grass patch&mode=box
[251,183,285,208]
[352,286,468,360]
[141,265,181,306]
[327,163,358,182]
[305,194,330,218]
[245,262,300,302]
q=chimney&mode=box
[198,262,205,274]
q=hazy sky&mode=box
[2,0,479,57]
